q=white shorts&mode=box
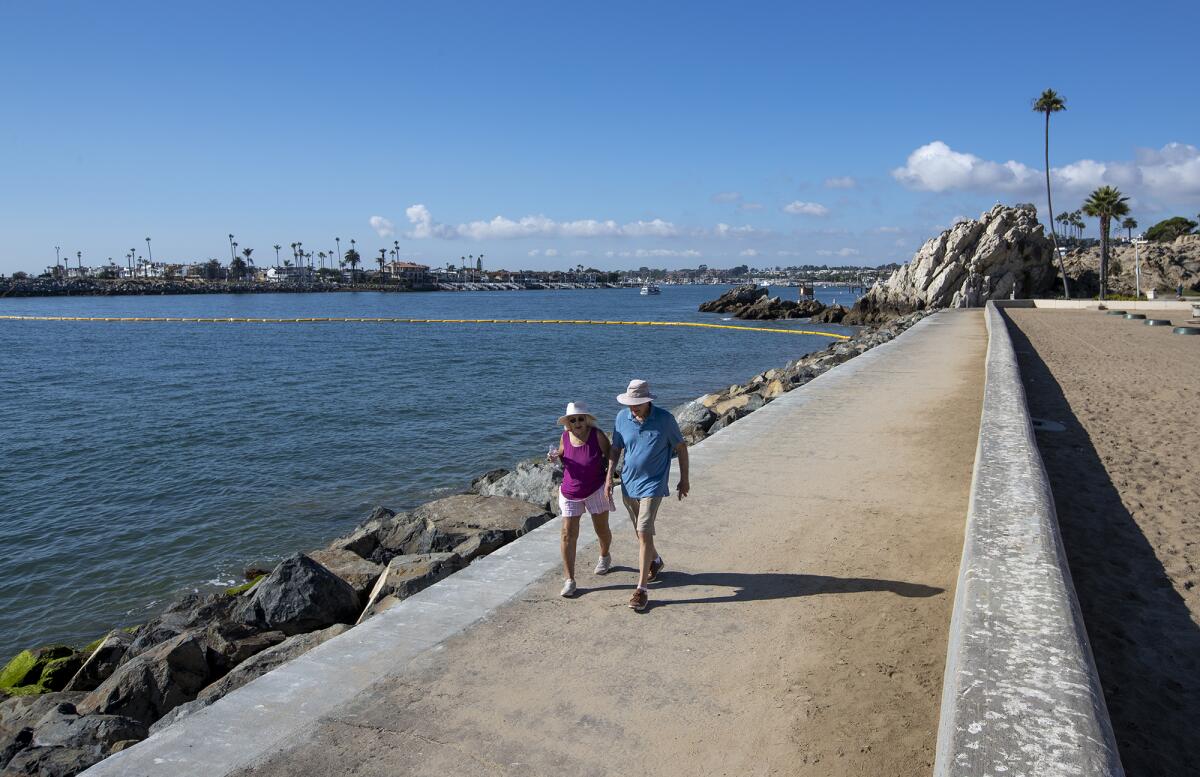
[558,486,615,518]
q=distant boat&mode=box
[640,284,661,295]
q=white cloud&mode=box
[892,141,1039,193]
[737,202,764,211]
[892,140,1200,201]
[873,226,903,233]
[783,201,830,216]
[1052,143,1200,198]
[711,191,742,203]
[368,216,395,237]
[712,223,768,238]
[739,249,759,257]
[403,205,680,240]
[775,250,802,257]
[824,176,857,189]
[404,204,458,239]
[816,248,861,257]
[544,248,559,258]
[571,250,590,257]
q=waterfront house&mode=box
[385,261,432,287]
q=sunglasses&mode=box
[567,416,587,424]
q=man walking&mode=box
[605,379,689,611]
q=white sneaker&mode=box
[560,579,577,597]
[593,555,612,575]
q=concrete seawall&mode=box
[932,302,1124,776]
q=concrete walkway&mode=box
[96,310,988,777]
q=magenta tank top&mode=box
[560,427,605,499]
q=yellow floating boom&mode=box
[0,315,850,340]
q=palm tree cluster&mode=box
[1054,210,1088,241]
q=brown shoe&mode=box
[629,588,648,611]
[648,556,665,582]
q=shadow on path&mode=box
[578,571,942,605]
[1007,314,1200,776]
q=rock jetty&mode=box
[847,204,1056,324]
[698,284,827,320]
[0,495,553,775]
[0,307,933,777]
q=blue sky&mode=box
[2,0,1198,274]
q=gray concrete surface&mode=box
[85,310,988,777]
[932,302,1124,777]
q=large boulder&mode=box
[848,204,1055,322]
[307,548,385,597]
[326,506,397,559]
[410,494,553,560]
[124,592,235,660]
[472,458,562,512]
[149,623,349,735]
[30,705,146,752]
[76,631,211,727]
[357,553,465,623]
[0,744,100,776]
[232,554,360,636]
[671,401,718,444]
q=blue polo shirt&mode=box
[612,404,684,498]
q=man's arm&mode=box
[675,442,689,500]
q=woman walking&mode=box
[548,402,615,597]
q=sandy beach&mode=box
[1004,308,1200,776]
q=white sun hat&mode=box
[616,379,656,405]
[556,401,597,427]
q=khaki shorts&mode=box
[621,493,663,536]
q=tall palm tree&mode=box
[228,234,236,263]
[145,237,153,267]
[377,248,387,281]
[1082,186,1130,300]
[273,244,282,265]
[1122,217,1138,241]
[1032,89,1070,298]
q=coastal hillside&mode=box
[848,204,1055,323]
[1061,234,1200,297]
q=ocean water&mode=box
[0,285,856,659]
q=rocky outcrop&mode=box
[848,204,1056,323]
[699,284,827,320]
[1060,237,1200,297]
